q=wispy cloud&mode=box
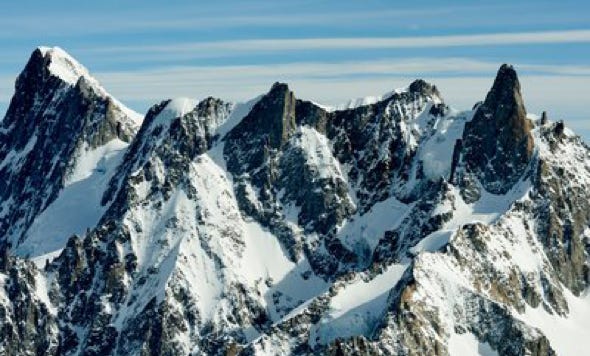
[90,57,590,100]
[0,7,455,38]
[80,30,590,59]
[1,2,586,40]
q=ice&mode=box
[337,95,382,110]
[153,97,198,127]
[66,139,128,185]
[328,264,408,318]
[34,270,58,315]
[332,88,406,111]
[30,249,63,269]
[0,275,8,310]
[411,229,454,254]
[241,221,296,285]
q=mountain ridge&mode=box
[0,47,588,355]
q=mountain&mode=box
[0,47,588,356]
[0,47,142,258]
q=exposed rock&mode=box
[0,47,140,248]
[458,64,534,195]
[0,51,588,356]
[540,111,548,125]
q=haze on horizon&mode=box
[1,0,589,138]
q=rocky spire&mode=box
[459,64,534,194]
[245,82,297,149]
[224,82,297,174]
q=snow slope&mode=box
[448,332,497,356]
[310,263,408,345]
[338,196,409,259]
[293,126,346,180]
[410,178,531,255]
[515,290,590,355]
[419,109,471,180]
[16,140,127,259]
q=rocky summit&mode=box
[0,47,589,356]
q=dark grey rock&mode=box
[457,64,534,195]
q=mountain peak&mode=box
[485,63,523,112]
[20,46,142,126]
[483,64,530,139]
[408,79,440,98]
[161,97,199,118]
[0,46,144,248]
[234,81,296,148]
[496,63,516,78]
[268,81,291,96]
[35,46,92,85]
[457,64,534,195]
[19,46,112,104]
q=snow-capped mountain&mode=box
[0,47,141,258]
[0,47,588,356]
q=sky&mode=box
[1,0,589,138]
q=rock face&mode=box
[223,80,443,275]
[455,64,534,196]
[0,49,589,356]
[0,47,141,248]
[0,245,59,355]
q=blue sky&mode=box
[1,0,589,138]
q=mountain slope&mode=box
[250,66,590,356]
[0,47,142,258]
[0,49,588,356]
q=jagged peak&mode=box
[494,63,518,84]
[238,81,297,149]
[36,46,93,86]
[101,96,231,204]
[496,63,517,78]
[140,98,193,132]
[141,96,232,137]
[408,79,440,99]
[148,96,228,123]
[457,63,534,195]
[199,96,224,107]
[161,97,199,118]
[484,63,523,112]
[269,81,291,94]
[20,46,143,126]
[331,79,443,111]
[262,82,296,104]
